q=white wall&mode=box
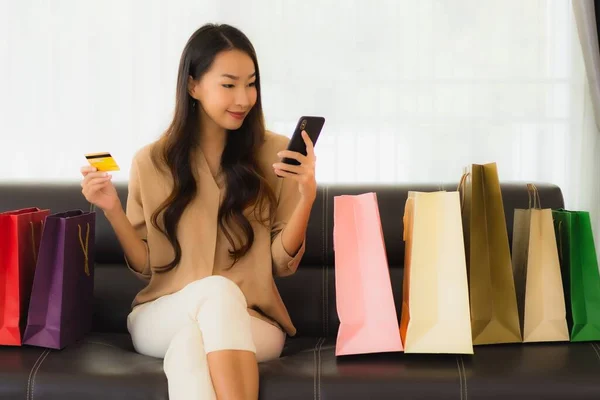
[1,0,598,244]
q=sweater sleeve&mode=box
[124,156,152,280]
[270,169,306,277]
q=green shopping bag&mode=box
[552,209,600,341]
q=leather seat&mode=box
[0,333,166,400]
[1,181,599,400]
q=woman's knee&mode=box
[180,277,256,354]
[184,275,247,307]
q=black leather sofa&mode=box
[1,181,600,400]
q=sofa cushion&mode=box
[306,339,600,400]
[0,333,166,400]
[3,335,598,400]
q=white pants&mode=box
[127,276,286,400]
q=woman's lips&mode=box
[227,111,246,120]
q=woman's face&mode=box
[189,49,258,131]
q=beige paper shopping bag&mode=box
[512,184,569,343]
[400,191,473,354]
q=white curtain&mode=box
[572,0,600,254]
[1,0,598,245]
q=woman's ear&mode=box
[187,76,198,99]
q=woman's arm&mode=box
[280,198,313,256]
[110,155,152,278]
[105,206,149,275]
[270,130,318,275]
[81,158,150,277]
[269,172,309,276]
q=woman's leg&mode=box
[251,316,286,363]
[193,277,258,400]
[206,350,258,400]
[206,316,286,400]
[127,275,285,400]
[163,322,217,399]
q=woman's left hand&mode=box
[273,130,317,204]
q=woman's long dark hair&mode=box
[150,24,276,273]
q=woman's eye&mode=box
[248,82,256,87]
[222,84,234,88]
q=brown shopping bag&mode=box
[459,163,522,345]
[512,184,569,343]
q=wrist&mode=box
[104,204,124,221]
[298,195,315,209]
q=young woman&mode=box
[80,23,316,400]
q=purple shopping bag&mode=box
[23,210,95,349]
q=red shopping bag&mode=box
[0,208,50,346]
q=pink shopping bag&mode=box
[334,192,403,356]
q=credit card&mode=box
[85,152,120,171]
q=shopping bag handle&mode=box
[526,183,542,209]
[457,171,470,211]
[554,219,564,262]
[78,223,91,277]
[29,220,44,265]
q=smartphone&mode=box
[281,116,325,166]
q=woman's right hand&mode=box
[80,166,121,213]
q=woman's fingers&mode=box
[273,162,303,175]
[80,165,97,177]
[82,174,112,188]
[82,171,111,186]
[273,168,302,181]
[277,150,307,165]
